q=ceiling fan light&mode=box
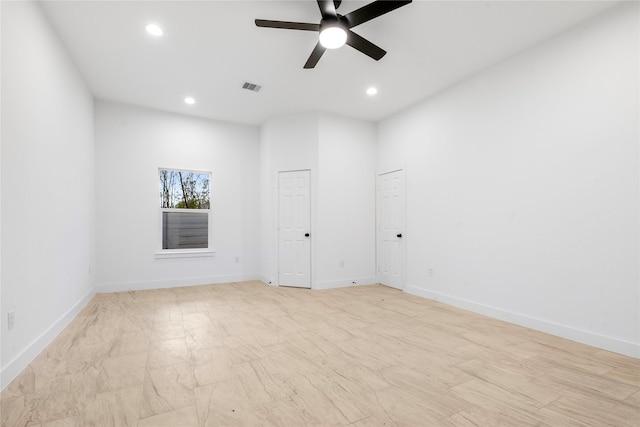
[145,23,163,37]
[319,26,347,49]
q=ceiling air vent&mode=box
[241,82,262,92]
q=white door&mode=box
[377,170,405,290]
[278,170,311,288]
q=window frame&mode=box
[155,167,215,259]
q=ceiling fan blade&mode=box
[343,0,412,28]
[317,0,337,20]
[255,19,320,31]
[346,30,386,60]
[304,42,327,69]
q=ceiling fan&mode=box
[255,0,412,69]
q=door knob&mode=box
[397,233,402,238]
[305,233,310,237]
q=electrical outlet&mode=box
[340,260,344,268]
[8,310,15,330]
[428,268,434,277]
[235,256,239,263]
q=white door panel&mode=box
[278,170,311,288]
[377,170,405,290]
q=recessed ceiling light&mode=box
[366,87,378,96]
[184,97,196,105]
[146,24,163,37]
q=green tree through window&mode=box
[160,170,210,209]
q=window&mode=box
[158,169,212,255]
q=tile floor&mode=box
[1,281,638,426]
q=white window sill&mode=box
[155,250,216,259]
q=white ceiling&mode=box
[40,0,620,126]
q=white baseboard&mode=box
[313,277,377,290]
[1,287,96,390]
[405,284,639,358]
[94,274,263,293]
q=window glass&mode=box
[160,170,210,209]
[159,169,211,251]
[162,211,208,249]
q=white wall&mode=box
[259,112,377,289]
[1,1,96,386]
[95,101,260,291]
[378,2,639,357]
[316,114,376,288]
